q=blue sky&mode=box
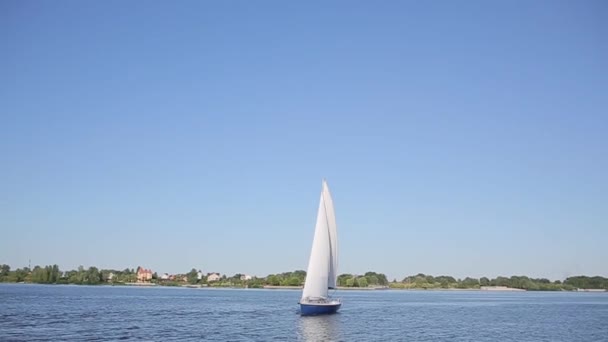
[1,1,606,281]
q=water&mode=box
[1,284,607,341]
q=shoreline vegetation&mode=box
[1,264,606,292]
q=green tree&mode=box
[357,277,368,288]
[460,277,480,288]
[565,276,608,290]
[266,275,281,286]
[492,276,510,287]
[85,267,101,284]
[1,264,10,276]
[0,265,8,282]
[187,268,199,284]
[363,272,388,285]
[51,265,60,283]
[13,268,27,282]
[32,266,51,283]
[338,274,352,286]
[435,276,457,288]
[346,277,355,287]
[287,276,302,286]
[248,277,263,288]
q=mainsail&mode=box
[324,181,338,289]
[301,180,338,300]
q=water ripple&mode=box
[0,284,607,341]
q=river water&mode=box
[1,284,607,341]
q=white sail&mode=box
[301,180,338,301]
[323,181,338,289]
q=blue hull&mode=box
[300,303,341,316]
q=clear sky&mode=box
[1,1,606,281]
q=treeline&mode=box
[564,276,608,290]
[183,269,267,288]
[338,272,389,287]
[0,264,145,285]
[2,264,606,291]
[265,270,307,286]
[264,271,389,287]
[0,264,388,289]
[390,273,608,291]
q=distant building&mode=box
[240,275,253,281]
[207,273,221,282]
[136,266,153,283]
[160,273,170,280]
[197,270,203,280]
[107,273,114,282]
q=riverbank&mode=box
[2,264,607,292]
[3,282,607,292]
[263,285,391,290]
[261,285,546,292]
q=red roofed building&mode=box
[136,266,153,283]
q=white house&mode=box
[240,274,253,281]
[207,273,221,282]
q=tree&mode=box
[248,277,263,288]
[435,276,456,288]
[187,269,199,284]
[493,276,509,287]
[266,275,281,286]
[363,272,388,285]
[15,268,29,282]
[376,273,389,285]
[86,267,101,284]
[0,264,9,282]
[338,274,352,287]
[0,264,10,275]
[565,276,608,290]
[461,277,479,288]
[287,276,301,286]
[357,277,368,288]
[32,266,45,283]
[480,277,490,286]
[51,265,60,283]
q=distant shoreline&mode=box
[2,265,607,292]
[4,283,606,292]
[262,285,606,292]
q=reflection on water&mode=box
[298,314,341,342]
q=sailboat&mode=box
[299,180,341,316]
